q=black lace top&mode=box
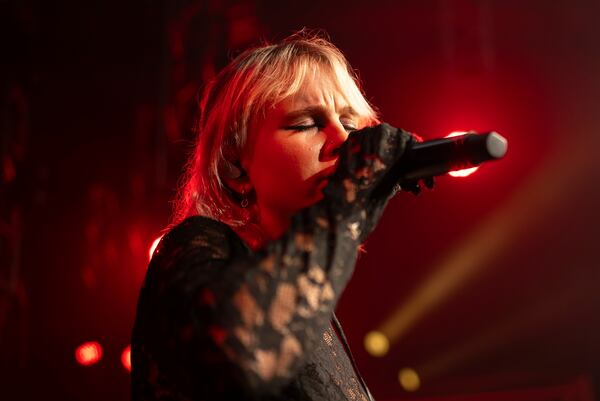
[131,124,417,400]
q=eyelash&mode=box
[284,124,357,132]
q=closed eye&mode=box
[283,123,357,133]
[283,124,320,132]
[340,116,358,132]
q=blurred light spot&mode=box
[75,341,102,366]
[449,166,479,177]
[3,156,16,183]
[121,345,131,372]
[446,131,479,177]
[128,227,144,254]
[149,236,162,261]
[364,331,389,357]
[81,265,97,289]
[398,368,420,392]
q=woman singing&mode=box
[131,32,423,401]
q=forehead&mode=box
[276,67,368,119]
[282,74,349,111]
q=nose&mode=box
[320,121,350,162]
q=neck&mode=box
[231,223,267,251]
[258,208,291,242]
[232,208,291,251]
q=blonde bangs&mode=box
[247,46,379,127]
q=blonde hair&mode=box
[172,31,379,237]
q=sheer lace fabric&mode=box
[131,124,415,400]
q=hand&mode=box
[322,123,428,242]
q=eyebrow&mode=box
[282,105,360,121]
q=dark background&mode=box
[2,0,600,400]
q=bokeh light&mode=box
[398,368,421,392]
[121,345,131,372]
[446,131,479,177]
[75,341,103,366]
[364,330,390,357]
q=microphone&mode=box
[401,131,508,181]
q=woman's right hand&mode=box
[322,123,422,242]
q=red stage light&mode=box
[446,131,479,177]
[121,345,131,372]
[75,341,103,366]
[149,236,162,261]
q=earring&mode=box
[240,188,249,208]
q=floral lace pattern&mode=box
[131,124,416,400]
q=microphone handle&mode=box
[401,131,508,181]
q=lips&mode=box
[314,164,338,193]
[316,164,338,181]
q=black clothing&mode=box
[131,124,416,400]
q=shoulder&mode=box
[152,216,243,269]
[164,216,232,247]
[138,216,247,300]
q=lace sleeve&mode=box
[131,124,415,400]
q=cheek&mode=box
[249,134,323,208]
[257,135,322,180]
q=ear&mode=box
[222,160,252,195]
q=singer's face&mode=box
[241,73,368,239]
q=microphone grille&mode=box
[486,132,508,159]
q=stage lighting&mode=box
[364,330,390,357]
[149,236,162,261]
[398,368,420,392]
[121,345,131,372]
[75,341,103,366]
[446,131,480,177]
